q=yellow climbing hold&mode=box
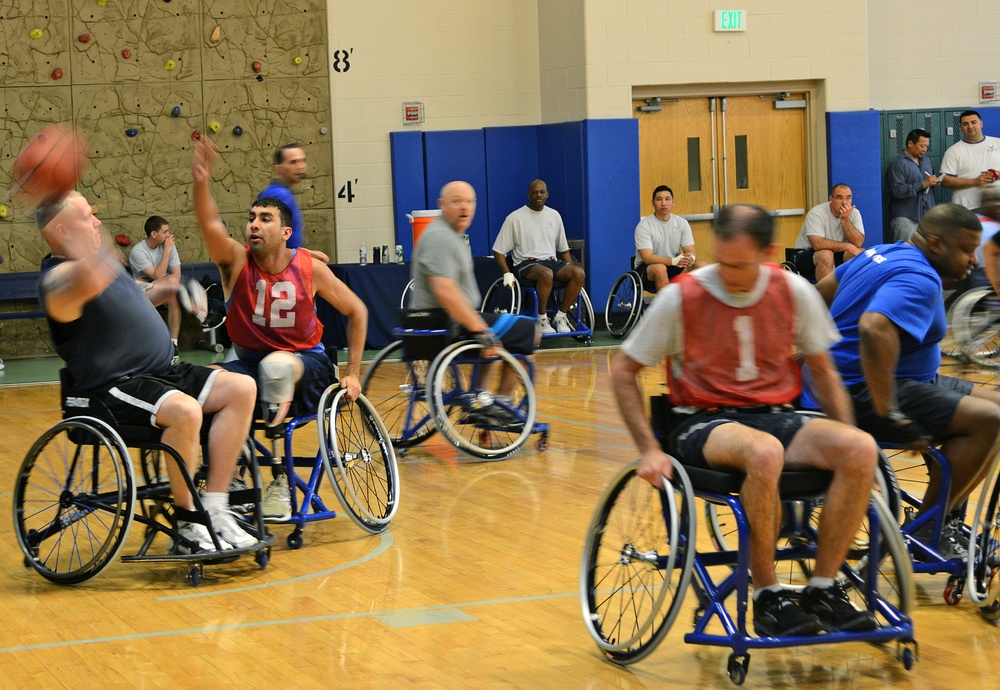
[209,121,221,134]
[30,29,43,40]
[165,59,176,71]
[293,56,302,65]
[0,204,8,219]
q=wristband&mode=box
[671,255,682,266]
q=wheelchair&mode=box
[942,283,1000,367]
[361,312,549,460]
[603,261,657,339]
[580,403,916,684]
[249,384,400,550]
[13,370,275,585]
[481,269,594,345]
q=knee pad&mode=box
[259,358,295,404]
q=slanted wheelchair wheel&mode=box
[481,278,522,316]
[966,462,1000,610]
[580,458,695,665]
[361,340,436,448]
[428,341,536,461]
[570,289,596,343]
[318,387,400,534]
[605,272,642,339]
[947,286,1000,366]
[13,417,136,584]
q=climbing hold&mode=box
[114,234,131,247]
[164,59,176,71]
[126,128,139,137]
[252,61,262,73]
[211,26,221,42]
[256,75,263,83]
[78,34,91,43]
[51,68,63,80]
[30,29,43,40]
[0,204,8,219]
[233,126,243,136]
[209,121,221,134]
[191,130,202,141]
[98,0,107,5]
[171,106,181,117]
[121,48,132,59]
[320,127,328,135]
[292,56,302,65]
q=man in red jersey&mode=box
[192,138,367,521]
[611,203,879,638]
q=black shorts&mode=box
[469,312,539,355]
[219,349,337,414]
[99,362,221,428]
[513,258,570,282]
[794,248,847,281]
[666,407,811,469]
[848,375,973,443]
[634,262,683,289]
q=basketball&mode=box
[12,124,89,203]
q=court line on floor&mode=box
[0,588,579,654]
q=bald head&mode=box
[438,181,477,233]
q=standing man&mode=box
[885,129,938,242]
[194,138,368,522]
[817,203,1000,559]
[37,192,258,552]
[492,180,585,333]
[612,203,879,637]
[793,183,865,282]
[633,184,700,291]
[259,144,330,263]
[940,110,1000,210]
[130,215,182,359]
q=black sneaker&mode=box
[753,589,822,637]
[800,583,877,632]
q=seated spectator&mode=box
[634,185,701,291]
[130,215,182,361]
[794,183,865,281]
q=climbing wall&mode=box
[0,0,333,357]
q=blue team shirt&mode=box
[828,242,945,385]
[258,180,302,249]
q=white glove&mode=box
[502,272,516,288]
[177,278,209,323]
[671,255,683,266]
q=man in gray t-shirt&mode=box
[130,215,182,351]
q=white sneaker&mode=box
[208,506,257,549]
[537,314,556,334]
[173,520,231,553]
[262,475,292,522]
[553,312,573,333]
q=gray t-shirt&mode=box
[129,240,180,280]
[410,217,480,310]
[794,202,865,249]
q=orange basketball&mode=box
[12,124,89,203]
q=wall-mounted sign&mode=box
[403,101,424,125]
[713,10,747,32]
[980,81,997,103]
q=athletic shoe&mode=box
[262,475,292,522]
[752,589,822,637]
[208,506,257,549]
[940,516,970,561]
[800,583,878,632]
[553,312,573,333]
[480,403,525,431]
[537,314,556,334]
[228,477,253,514]
[171,520,231,554]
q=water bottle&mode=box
[359,242,367,266]
[395,244,404,264]
[382,245,389,263]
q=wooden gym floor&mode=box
[0,348,998,689]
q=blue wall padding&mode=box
[827,110,884,245]
[538,122,586,240]
[582,118,641,306]
[389,130,426,261]
[980,108,1000,139]
[423,129,490,256]
[484,125,539,249]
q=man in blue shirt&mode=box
[259,144,329,263]
[817,203,1000,559]
[885,128,939,242]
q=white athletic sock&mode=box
[201,491,227,512]
[808,576,836,590]
[752,583,783,600]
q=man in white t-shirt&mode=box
[793,183,865,282]
[634,184,700,291]
[493,179,585,333]
[940,109,1000,210]
[130,215,182,359]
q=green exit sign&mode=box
[713,9,747,32]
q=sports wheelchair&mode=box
[250,384,400,549]
[13,370,275,585]
[942,284,1000,367]
[603,260,657,339]
[481,271,594,345]
[580,404,916,685]
[362,310,549,460]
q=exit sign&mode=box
[714,10,747,32]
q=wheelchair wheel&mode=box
[966,463,1000,612]
[400,279,415,309]
[428,341,536,461]
[13,417,136,584]
[947,286,1000,366]
[361,340,436,448]
[570,289,595,343]
[580,459,695,665]
[605,272,642,339]
[318,387,400,534]
[481,278,522,315]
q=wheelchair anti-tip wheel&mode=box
[428,341,537,461]
[580,458,695,665]
[361,340,437,448]
[604,271,643,338]
[318,386,400,534]
[13,417,137,584]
